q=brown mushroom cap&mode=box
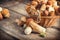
[0,13,3,20]
[26,18,34,25]
[47,1,53,6]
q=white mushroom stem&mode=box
[24,26,32,35]
[27,19,46,34]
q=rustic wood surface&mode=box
[0,1,60,40]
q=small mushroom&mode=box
[31,1,38,7]
[53,1,58,7]
[2,8,10,18]
[15,19,24,26]
[24,26,32,35]
[20,16,26,22]
[0,7,2,12]
[47,1,53,6]
[0,13,3,20]
[26,18,46,34]
[26,3,31,13]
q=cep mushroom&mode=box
[20,16,27,22]
[26,18,46,34]
[15,19,23,26]
[2,8,10,18]
[0,7,3,20]
[0,13,3,20]
[15,16,27,26]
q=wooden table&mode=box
[0,1,60,40]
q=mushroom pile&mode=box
[26,0,60,27]
[15,16,46,37]
[0,7,10,20]
[15,0,60,37]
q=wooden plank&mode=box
[0,9,60,40]
[0,1,20,7]
[8,3,29,17]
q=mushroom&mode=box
[15,16,27,26]
[0,13,3,20]
[2,8,10,18]
[26,18,46,34]
[0,7,2,12]
[31,1,38,7]
[40,4,46,11]
[48,6,55,12]
[15,19,23,26]
[20,16,27,22]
